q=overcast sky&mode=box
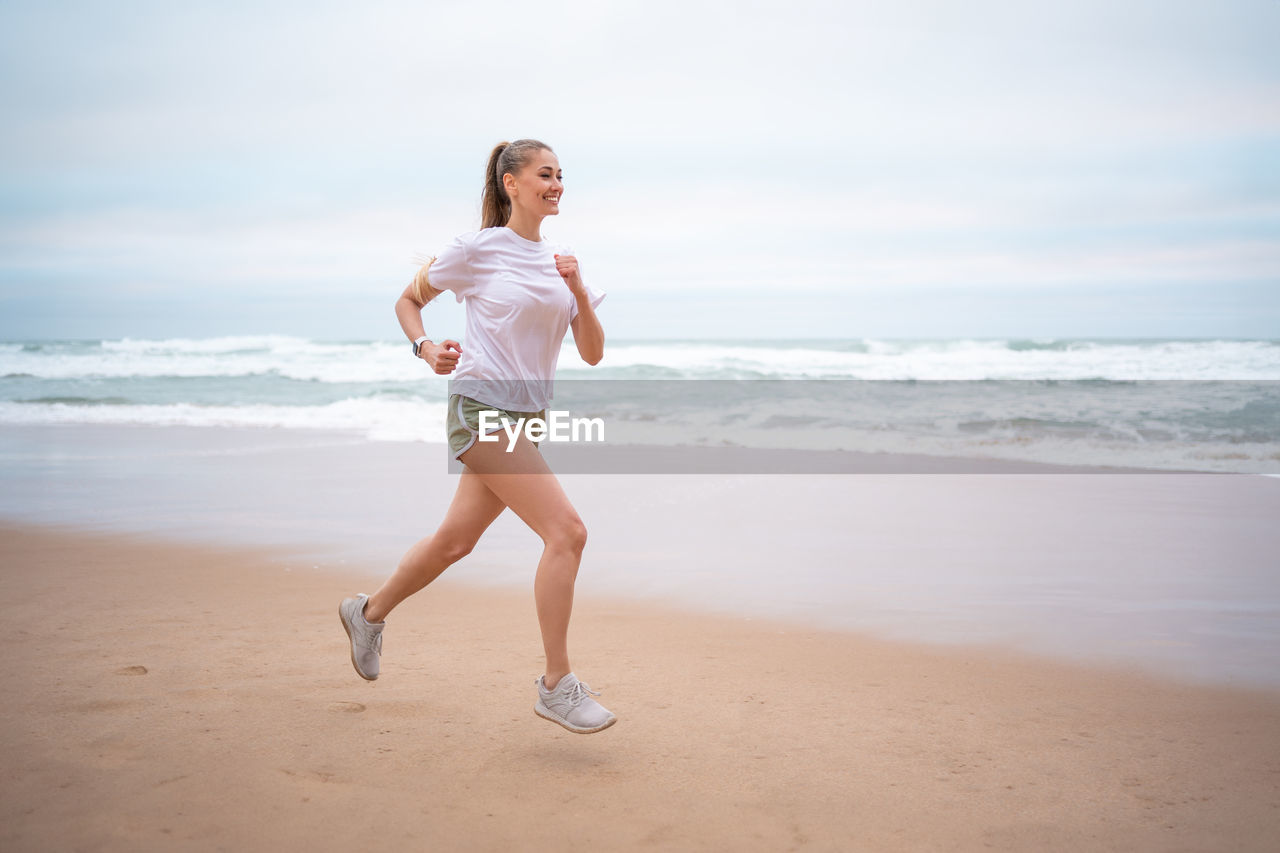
[1,0,1277,340]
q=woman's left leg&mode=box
[457,434,586,690]
[459,434,615,733]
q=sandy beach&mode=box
[3,522,1279,851]
[4,422,1280,850]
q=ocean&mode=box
[2,336,1278,474]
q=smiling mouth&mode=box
[544,195,560,203]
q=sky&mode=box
[1,0,1277,341]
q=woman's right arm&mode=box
[395,266,462,375]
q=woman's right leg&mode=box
[363,469,507,623]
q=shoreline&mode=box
[8,515,1280,696]
[0,419,1256,475]
[4,522,1279,850]
[4,422,1279,692]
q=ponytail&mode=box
[410,256,437,304]
[481,142,511,229]
[480,138,554,229]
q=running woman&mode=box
[339,139,613,733]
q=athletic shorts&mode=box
[446,394,546,461]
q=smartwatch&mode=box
[412,336,430,357]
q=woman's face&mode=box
[504,149,563,219]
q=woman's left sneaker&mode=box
[534,672,617,733]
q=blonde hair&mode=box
[410,255,440,305]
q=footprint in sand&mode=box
[115,665,148,676]
[328,701,366,713]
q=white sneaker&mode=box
[338,593,384,681]
[535,672,617,734]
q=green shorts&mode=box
[447,394,546,461]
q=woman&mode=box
[338,139,613,734]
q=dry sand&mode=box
[3,523,1279,851]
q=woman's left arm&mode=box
[556,253,604,366]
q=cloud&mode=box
[5,0,1277,162]
[1,0,1277,339]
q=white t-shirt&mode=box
[427,226,606,411]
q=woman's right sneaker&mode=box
[338,593,384,681]
[535,672,617,733]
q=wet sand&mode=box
[3,423,1278,688]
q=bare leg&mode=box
[458,435,586,689]
[363,470,507,623]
